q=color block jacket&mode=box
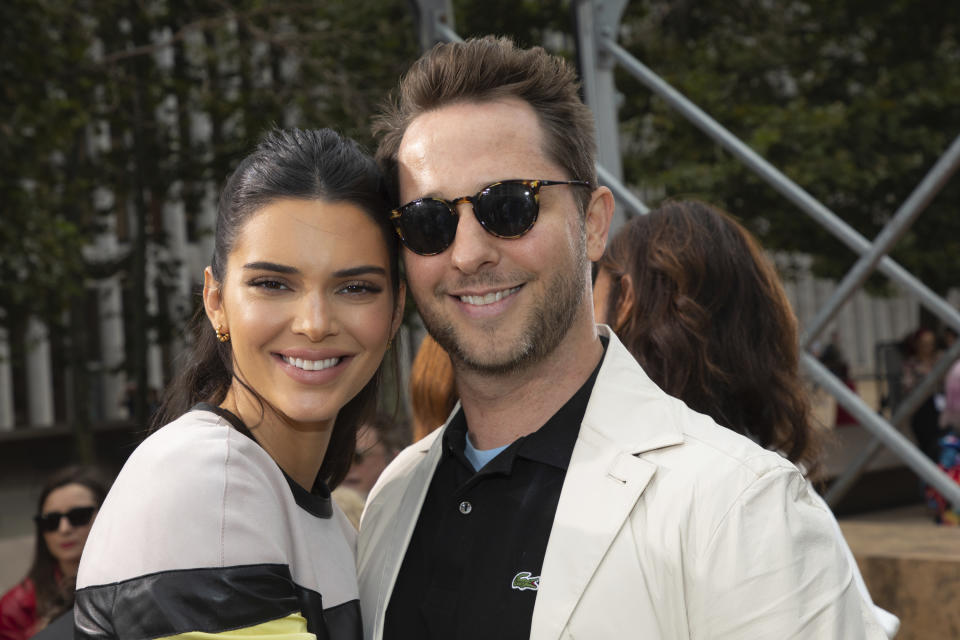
[75,407,361,640]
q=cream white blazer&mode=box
[358,328,886,639]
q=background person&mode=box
[901,327,944,460]
[0,466,108,640]
[75,128,404,640]
[940,359,960,432]
[342,413,409,497]
[818,333,860,428]
[926,357,960,524]
[409,334,456,441]
[593,199,899,637]
[335,412,410,527]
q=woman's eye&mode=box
[249,278,289,291]
[339,281,383,296]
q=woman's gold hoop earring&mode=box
[216,325,230,343]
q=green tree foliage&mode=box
[453,0,573,50]
[2,0,418,428]
[614,0,960,293]
[1,1,96,322]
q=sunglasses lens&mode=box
[36,514,60,532]
[67,506,96,527]
[35,506,96,532]
[476,182,538,238]
[396,200,458,255]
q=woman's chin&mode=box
[276,404,338,429]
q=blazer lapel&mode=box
[365,432,445,640]
[530,432,656,640]
[530,328,684,640]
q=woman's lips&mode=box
[275,353,352,384]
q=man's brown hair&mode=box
[374,35,597,212]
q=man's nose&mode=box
[448,203,500,274]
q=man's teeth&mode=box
[459,286,521,306]
[282,356,341,371]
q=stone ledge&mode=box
[840,509,960,639]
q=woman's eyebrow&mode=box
[243,262,386,278]
[243,261,299,274]
[333,265,387,278]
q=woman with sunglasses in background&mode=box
[592,199,899,638]
[0,466,108,640]
[75,128,404,640]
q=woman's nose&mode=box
[290,292,339,341]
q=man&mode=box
[358,36,885,639]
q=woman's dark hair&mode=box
[596,200,820,473]
[150,128,400,488]
[28,465,110,624]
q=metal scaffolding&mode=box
[411,0,960,508]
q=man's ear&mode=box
[202,267,226,334]
[614,273,635,333]
[584,186,615,262]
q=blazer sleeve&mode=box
[685,467,887,639]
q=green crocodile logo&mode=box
[511,571,540,591]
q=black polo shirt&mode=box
[383,341,607,640]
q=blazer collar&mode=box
[582,325,685,453]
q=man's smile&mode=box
[457,285,522,306]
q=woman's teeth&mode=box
[282,356,341,371]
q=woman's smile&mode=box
[275,351,352,384]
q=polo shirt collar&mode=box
[441,337,609,473]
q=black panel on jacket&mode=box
[75,563,309,639]
[321,599,363,640]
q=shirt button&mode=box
[458,500,472,515]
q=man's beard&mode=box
[417,234,587,376]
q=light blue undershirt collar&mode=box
[464,434,510,471]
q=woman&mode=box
[901,327,943,460]
[75,128,404,640]
[593,199,899,637]
[593,199,818,470]
[0,466,108,640]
